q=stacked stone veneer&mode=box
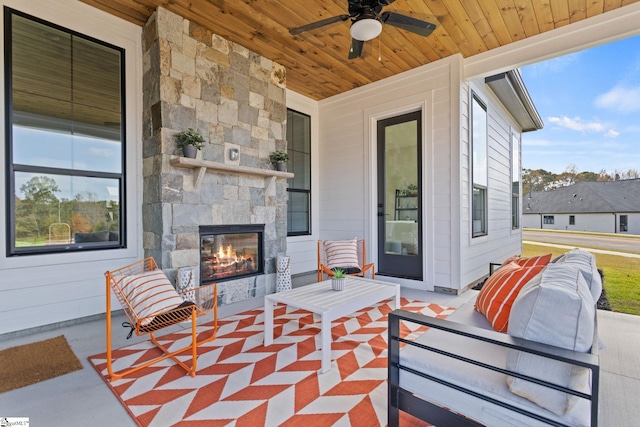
[141,8,288,306]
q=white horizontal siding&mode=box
[433,84,455,287]
[523,213,640,235]
[0,0,144,335]
[1,268,114,332]
[487,108,513,238]
[622,213,640,235]
[286,240,317,276]
[459,80,523,288]
[525,213,614,233]
[523,214,542,229]
[317,57,458,290]
[460,83,471,227]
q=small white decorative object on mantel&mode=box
[177,267,196,301]
[276,255,292,292]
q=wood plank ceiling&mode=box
[80,0,640,101]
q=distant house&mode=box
[522,179,640,234]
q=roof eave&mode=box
[486,69,544,132]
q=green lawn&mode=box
[522,244,640,316]
[15,238,46,247]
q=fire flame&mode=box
[216,244,252,265]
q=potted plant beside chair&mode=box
[331,268,345,291]
[269,150,289,172]
[175,128,205,159]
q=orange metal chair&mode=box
[317,239,375,282]
[105,257,217,381]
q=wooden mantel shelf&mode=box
[170,156,294,189]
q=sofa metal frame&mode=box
[388,309,599,427]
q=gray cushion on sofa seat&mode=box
[398,301,592,427]
[445,299,493,330]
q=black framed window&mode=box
[5,8,125,255]
[286,109,311,236]
[511,133,520,229]
[471,93,488,237]
[543,215,554,225]
[620,215,628,232]
[512,193,520,229]
[569,215,575,225]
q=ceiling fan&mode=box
[289,0,437,59]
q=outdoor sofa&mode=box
[388,249,601,427]
[74,230,119,243]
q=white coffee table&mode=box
[263,277,400,373]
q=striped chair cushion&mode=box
[118,270,185,326]
[324,238,360,270]
[475,262,545,332]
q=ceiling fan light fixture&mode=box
[350,18,382,41]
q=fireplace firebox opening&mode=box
[200,224,265,284]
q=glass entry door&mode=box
[377,111,422,279]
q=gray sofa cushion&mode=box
[552,248,602,301]
[507,263,595,416]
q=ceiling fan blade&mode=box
[349,0,396,7]
[380,12,437,37]
[348,38,364,59]
[290,14,351,35]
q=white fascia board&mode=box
[464,2,640,81]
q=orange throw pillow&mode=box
[516,254,552,268]
[475,262,545,332]
[500,254,552,268]
[500,255,521,267]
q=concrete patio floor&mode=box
[0,285,638,426]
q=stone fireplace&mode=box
[141,8,288,307]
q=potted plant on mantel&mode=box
[331,268,345,291]
[175,128,205,159]
[269,150,289,172]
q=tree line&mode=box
[15,175,119,245]
[522,164,640,194]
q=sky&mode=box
[520,34,640,175]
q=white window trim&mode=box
[470,92,488,238]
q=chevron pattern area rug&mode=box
[89,298,454,426]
